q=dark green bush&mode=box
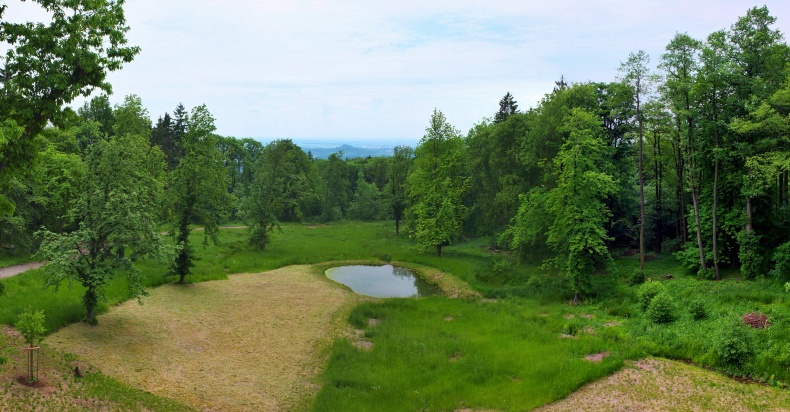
[637,281,667,310]
[628,269,645,286]
[770,241,790,280]
[646,292,675,324]
[0,280,5,296]
[715,319,753,368]
[688,300,707,320]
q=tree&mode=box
[494,92,519,123]
[508,109,615,302]
[620,50,655,271]
[320,153,350,221]
[659,34,709,274]
[237,139,313,250]
[0,0,139,178]
[16,307,46,383]
[727,6,790,278]
[168,105,232,283]
[387,145,413,236]
[407,109,468,256]
[348,174,385,221]
[37,132,166,324]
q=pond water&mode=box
[325,265,441,298]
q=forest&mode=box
[2,2,790,411]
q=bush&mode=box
[562,319,581,336]
[0,280,4,296]
[637,281,667,311]
[715,319,753,368]
[646,292,676,324]
[628,269,645,286]
[769,241,790,280]
[688,300,707,320]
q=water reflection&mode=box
[325,265,441,298]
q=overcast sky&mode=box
[8,1,790,143]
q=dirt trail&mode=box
[0,262,44,279]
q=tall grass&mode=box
[314,298,643,411]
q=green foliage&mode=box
[737,230,763,279]
[508,108,615,298]
[769,241,790,280]
[16,307,46,346]
[637,281,667,310]
[168,105,233,282]
[407,109,469,256]
[646,292,676,324]
[629,269,645,285]
[387,146,413,236]
[348,175,386,221]
[36,131,166,323]
[715,319,753,368]
[688,300,707,320]
[0,0,139,183]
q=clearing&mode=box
[48,265,358,411]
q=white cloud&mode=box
[6,0,790,141]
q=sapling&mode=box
[16,307,46,383]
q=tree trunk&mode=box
[691,184,707,273]
[179,273,186,284]
[639,122,646,271]
[395,219,400,237]
[436,244,442,257]
[712,137,721,280]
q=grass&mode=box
[3,220,790,410]
[0,327,192,412]
[537,357,790,411]
[313,298,643,411]
[48,265,360,412]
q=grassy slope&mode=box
[1,221,790,411]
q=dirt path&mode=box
[0,262,44,279]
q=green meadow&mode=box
[1,221,790,410]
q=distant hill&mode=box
[304,144,395,159]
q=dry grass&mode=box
[48,265,358,412]
[537,357,790,412]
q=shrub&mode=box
[715,319,753,368]
[562,319,581,336]
[646,292,676,324]
[769,241,790,280]
[637,281,666,311]
[737,230,763,279]
[628,269,645,286]
[0,280,4,296]
[688,300,707,320]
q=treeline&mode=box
[0,95,402,250]
[3,6,790,311]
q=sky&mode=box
[6,1,790,144]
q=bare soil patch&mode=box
[537,357,790,411]
[48,265,358,412]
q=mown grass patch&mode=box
[537,357,790,411]
[0,327,191,412]
[48,265,358,412]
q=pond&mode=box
[325,265,441,298]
